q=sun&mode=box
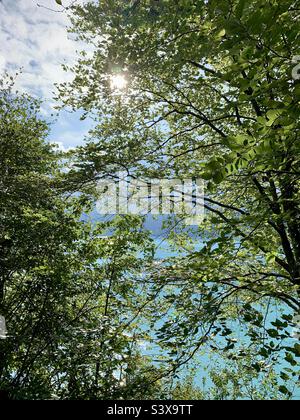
[110,74,128,91]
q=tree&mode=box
[57,0,300,397]
[0,77,164,400]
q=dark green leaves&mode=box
[52,0,300,400]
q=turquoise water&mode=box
[83,213,299,399]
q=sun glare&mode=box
[110,74,128,91]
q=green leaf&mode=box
[266,109,284,126]
[278,385,291,396]
[257,116,268,126]
[216,29,226,39]
[292,344,300,357]
[236,0,246,19]
[213,170,225,184]
[294,84,300,98]
[285,353,297,366]
[280,372,290,381]
[267,328,279,338]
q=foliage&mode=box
[2,0,300,399]
[55,0,300,398]
[0,78,164,400]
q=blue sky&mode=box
[0,0,204,234]
[0,0,90,150]
[2,1,300,399]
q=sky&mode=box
[2,2,300,399]
[0,0,90,150]
[0,0,201,234]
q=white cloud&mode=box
[0,0,83,99]
[0,0,92,150]
[0,54,5,72]
[50,141,74,153]
[53,129,88,147]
